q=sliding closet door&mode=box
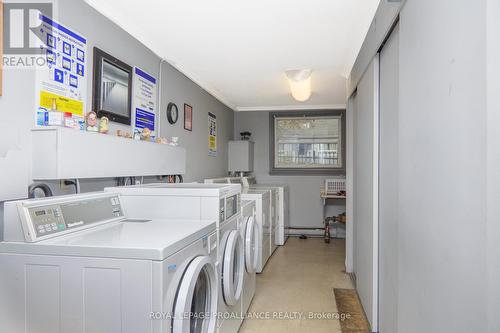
[353,56,379,331]
[379,23,399,333]
[345,95,355,273]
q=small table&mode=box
[321,190,346,243]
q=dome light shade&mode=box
[286,69,312,102]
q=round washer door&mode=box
[221,229,245,306]
[172,256,218,333]
[244,215,259,274]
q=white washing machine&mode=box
[225,178,278,258]
[217,211,245,333]
[105,183,245,333]
[240,188,271,273]
[105,183,241,260]
[0,192,219,333]
[240,199,258,315]
[238,177,290,247]
[248,184,288,247]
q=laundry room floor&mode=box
[239,237,353,333]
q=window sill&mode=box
[269,168,346,176]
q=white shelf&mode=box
[32,127,186,180]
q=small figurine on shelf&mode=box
[169,137,179,146]
[140,127,152,141]
[116,130,132,139]
[99,116,109,134]
[156,137,168,144]
[133,129,141,140]
[86,111,98,132]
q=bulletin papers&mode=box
[35,14,87,129]
[133,67,157,139]
[208,112,217,156]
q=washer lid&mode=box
[0,219,216,260]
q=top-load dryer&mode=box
[0,192,219,333]
[104,183,245,333]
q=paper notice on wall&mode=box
[208,112,217,157]
[133,67,157,138]
[35,14,87,129]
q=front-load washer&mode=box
[217,210,245,333]
[240,199,258,315]
[240,188,271,273]
[247,184,287,248]
[227,178,278,255]
[105,183,244,333]
[230,177,290,247]
[0,192,219,333]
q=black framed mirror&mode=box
[92,47,133,125]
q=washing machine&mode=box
[105,183,241,260]
[0,192,219,333]
[217,209,245,333]
[240,188,271,273]
[225,178,277,259]
[240,199,258,315]
[247,184,288,247]
[235,177,290,247]
[104,183,245,333]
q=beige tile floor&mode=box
[239,237,353,333]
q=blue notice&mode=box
[135,108,155,131]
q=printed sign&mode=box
[35,14,87,129]
[133,67,157,139]
[208,112,217,156]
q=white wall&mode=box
[352,58,378,330]
[349,1,494,331]
[486,0,500,331]
[378,23,399,333]
[396,0,487,332]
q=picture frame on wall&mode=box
[184,104,193,131]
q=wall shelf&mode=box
[32,127,186,180]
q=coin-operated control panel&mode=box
[20,194,124,242]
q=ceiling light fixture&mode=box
[285,69,312,102]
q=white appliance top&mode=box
[241,188,270,196]
[0,218,216,261]
[241,199,254,207]
[250,183,288,189]
[106,183,241,197]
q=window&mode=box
[270,111,345,175]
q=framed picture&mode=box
[184,104,193,131]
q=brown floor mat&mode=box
[333,288,371,333]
